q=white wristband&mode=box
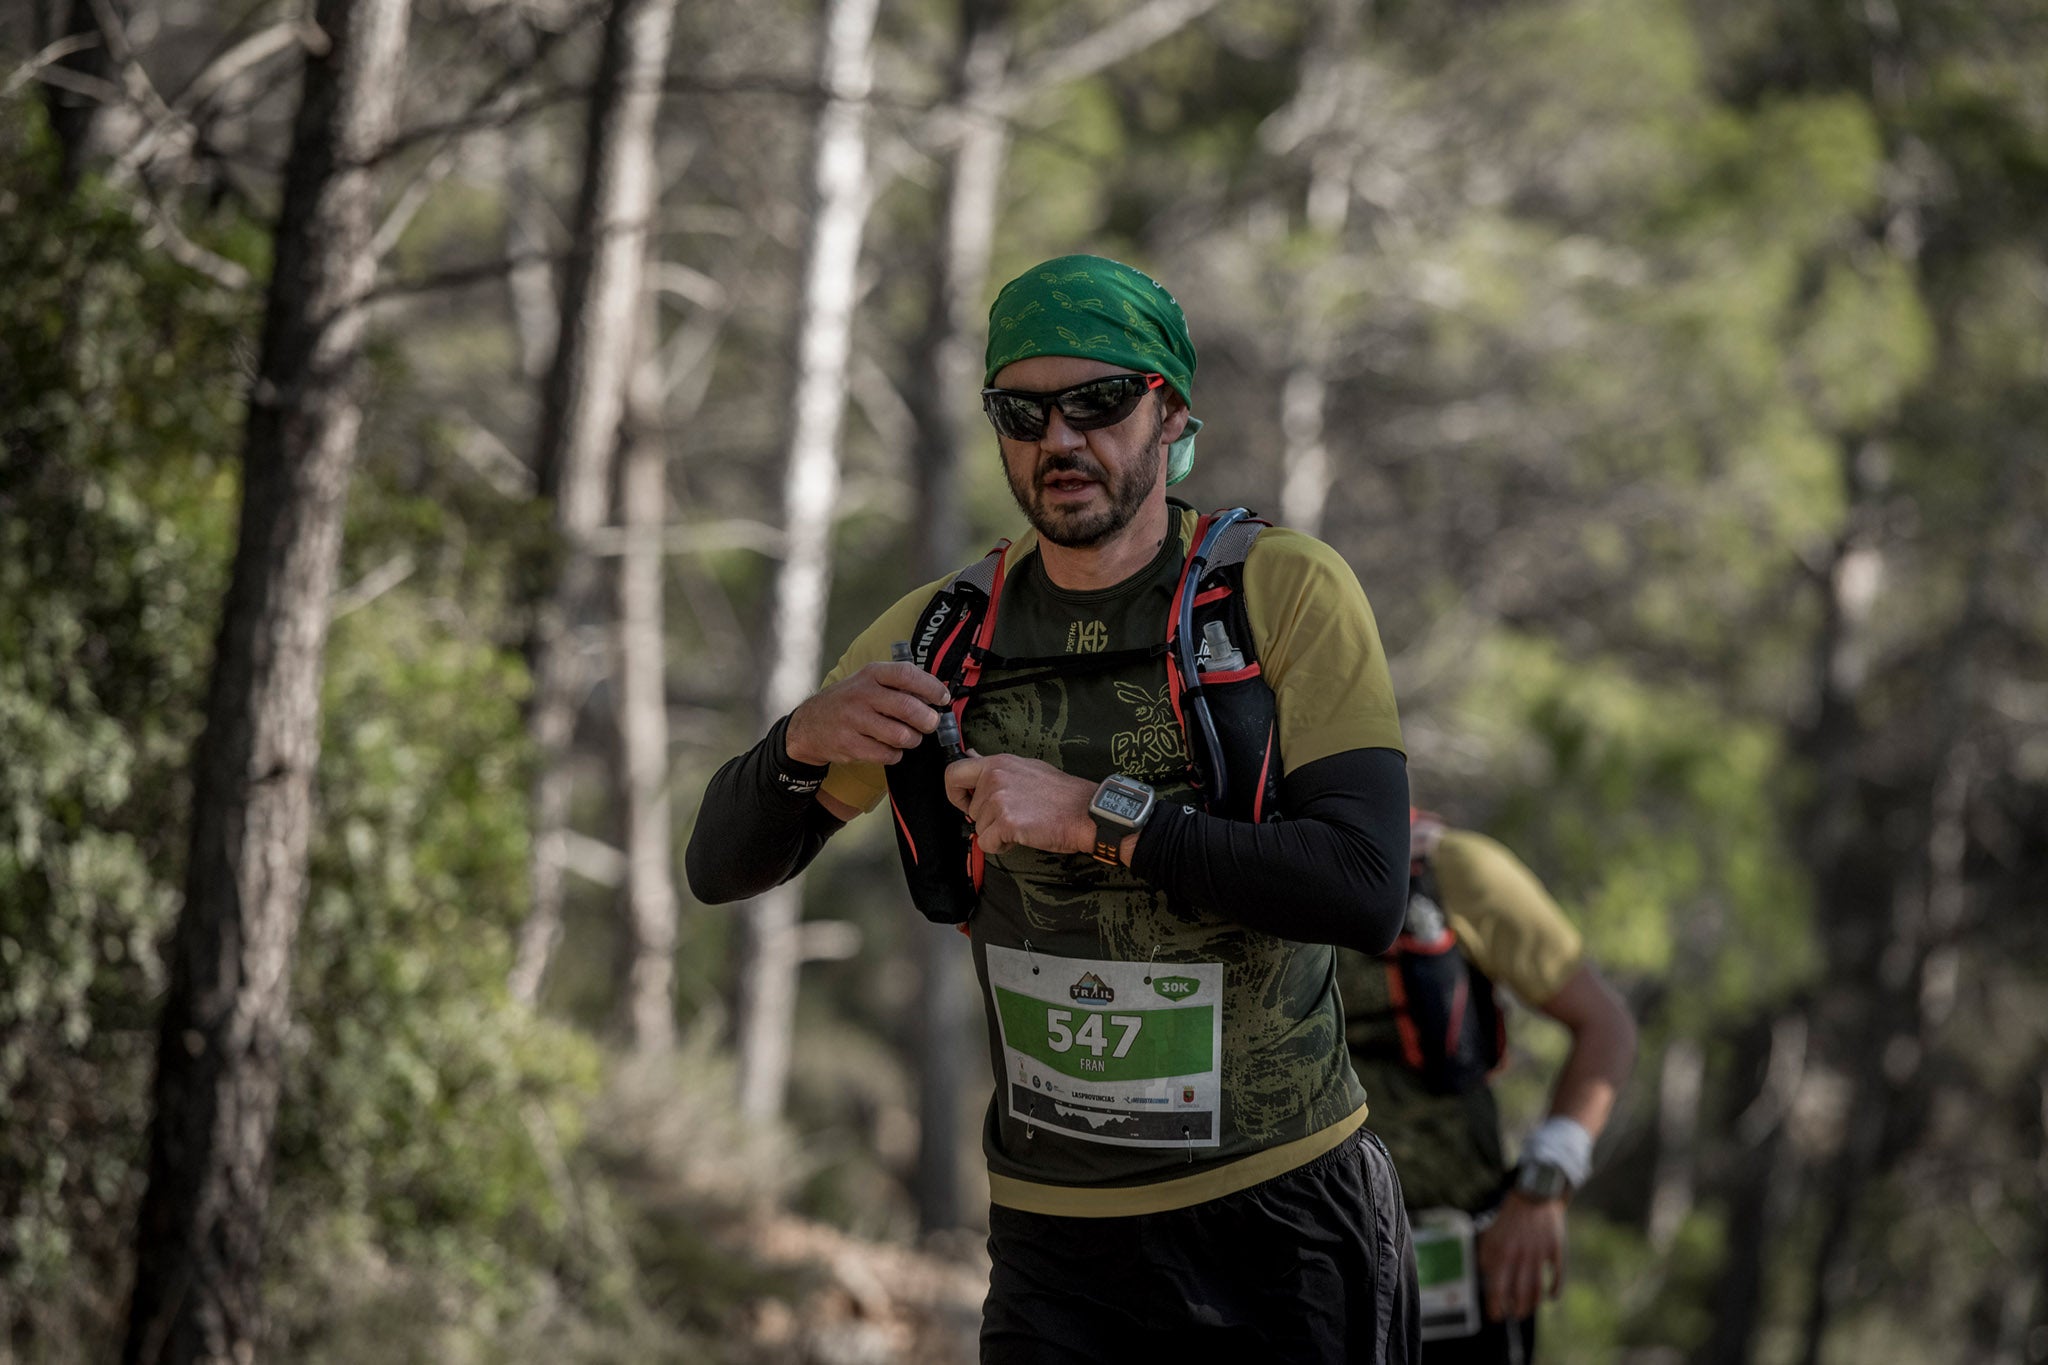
[1519,1115,1594,1188]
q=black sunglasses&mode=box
[980,371,1166,442]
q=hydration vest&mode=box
[884,508,1282,925]
[1369,856,1507,1096]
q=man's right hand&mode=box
[784,662,951,767]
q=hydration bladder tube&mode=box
[1176,507,1249,811]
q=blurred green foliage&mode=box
[0,94,730,1362]
[0,95,246,1354]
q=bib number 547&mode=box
[1045,1009,1142,1058]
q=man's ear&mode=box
[1160,393,1190,445]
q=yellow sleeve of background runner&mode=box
[1242,528,1404,771]
[1431,830,1584,1004]
[814,574,955,816]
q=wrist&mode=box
[1086,773,1155,865]
[768,713,830,796]
[1518,1115,1595,1189]
[1509,1161,1573,1204]
[1066,809,1140,864]
[780,705,833,769]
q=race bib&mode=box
[1413,1207,1482,1342]
[985,945,1223,1149]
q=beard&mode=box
[1002,405,1165,549]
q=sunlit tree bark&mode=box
[501,21,560,385]
[732,0,881,1122]
[1274,0,1361,538]
[512,0,679,1006]
[901,0,1011,1233]
[615,297,676,1053]
[122,0,410,1358]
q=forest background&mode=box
[2,0,2045,1360]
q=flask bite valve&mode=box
[1199,620,1244,673]
[896,640,964,759]
[936,711,965,761]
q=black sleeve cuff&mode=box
[765,713,830,802]
[684,716,845,904]
[1130,799,1194,881]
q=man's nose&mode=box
[1039,408,1085,450]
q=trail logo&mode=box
[1069,972,1114,1004]
[1152,975,1200,1001]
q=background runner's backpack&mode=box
[1375,856,1507,1096]
[883,508,1280,924]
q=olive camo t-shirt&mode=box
[818,506,1403,1215]
[1335,829,1583,1212]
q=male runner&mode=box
[689,253,1419,1363]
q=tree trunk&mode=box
[1703,433,1891,1365]
[121,0,410,1359]
[502,29,560,384]
[1275,0,1361,538]
[1645,1035,1702,1253]
[1796,444,2007,1365]
[902,0,1011,1234]
[732,0,880,1122]
[511,0,680,1005]
[1696,1011,1804,1365]
[615,304,676,1054]
[40,0,129,191]
[1278,363,1334,535]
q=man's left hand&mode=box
[942,754,1098,858]
[1477,1192,1567,1322]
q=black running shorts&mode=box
[981,1127,1421,1364]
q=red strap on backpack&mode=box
[1163,512,1217,793]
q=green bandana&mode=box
[984,254,1204,484]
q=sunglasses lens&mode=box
[983,374,1158,440]
[984,394,1047,440]
[1058,376,1147,431]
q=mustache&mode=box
[1035,453,1106,483]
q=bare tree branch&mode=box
[375,7,600,161]
[584,519,787,558]
[367,247,567,301]
[446,419,537,498]
[330,553,417,618]
[379,0,1224,174]
[173,22,303,119]
[989,0,1227,119]
[370,140,459,258]
[134,193,255,289]
[3,31,103,98]
[18,62,121,102]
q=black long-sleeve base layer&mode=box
[1130,746,1409,955]
[687,727,1408,955]
[684,715,845,905]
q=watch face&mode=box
[1516,1161,1569,1200]
[1095,787,1149,822]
